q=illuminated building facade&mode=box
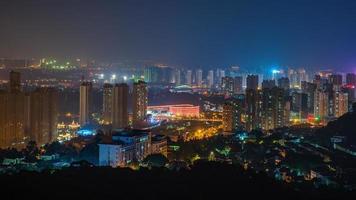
[112,83,129,129]
[133,80,148,124]
[185,70,192,86]
[221,76,234,95]
[29,87,58,145]
[222,99,243,132]
[301,81,317,114]
[314,90,329,120]
[245,89,262,131]
[261,87,287,130]
[0,90,26,149]
[151,135,168,157]
[102,83,113,124]
[99,129,152,167]
[291,92,309,120]
[207,70,214,88]
[147,104,200,118]
[79,81,93,126]
[334,91,348,117]
[195,69,203,87]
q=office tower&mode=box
[112,83,129,129]
[174,69,181,86]
[133,80,148,123]
[222,99,243,132]
[301,81,317,114]
[221,76,234,95]
[245,89,262,131]
[291,92,309,119]
[207,70,214,88]
[186,70,192,86]
[102,83,113,124]
[233,76,243,94]
[9,70,21,93]
[314,90,329,120]
[0,90,26,149]
[196,69,203,87]
[278,77,290,91]
[0,71,26,149]
[329,74,343,86]
[261,88,286,130]
[334,90,348,118]
[246,75,259,90]
[79,82,93,125]
[29,87,58,145]
[341,85,355,111]
[262,79,276,89]
[346,73,356,86]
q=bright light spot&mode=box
[272,69,280,74]
[123,76,127,81]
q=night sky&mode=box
[1,0,356,70]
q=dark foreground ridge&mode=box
[1,161,355,200]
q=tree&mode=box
[22,141,39,163]
[142,154,169,168]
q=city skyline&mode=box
[1,1,356,199]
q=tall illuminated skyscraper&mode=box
[314,89,329,120]
[221,76,234,95]
[186,70,192,86]
[196,69,203,87]
[112,83,129,129]
[222,99,243,132]
[174,69,181,86]
[0,71,26,149]
[29,87,58,145]
[0,90,25,149]
[207,70,214,88]
[133,80,148,124]
[261,87,287,130]
[103,83,113,124]
[334,90,348,118]
[79,82,93,125]
[245,89,262,131]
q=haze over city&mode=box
[1,1,356,200]
[1,0,356,70]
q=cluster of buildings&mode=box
[222,72,355,132]
[98,129,167,167]
[79,79,148,132]
[0,71,58,149]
